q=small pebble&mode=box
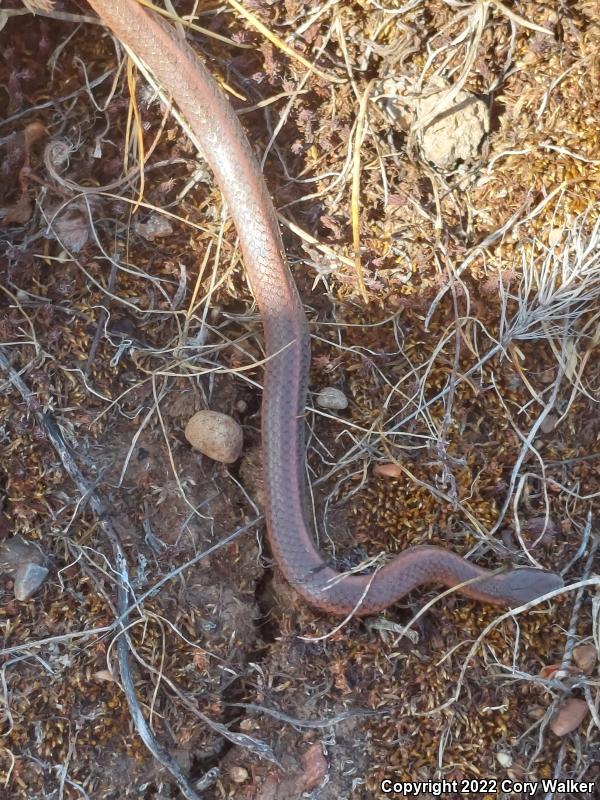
[316,387,348,410]
[134,212,173,241]
[573,644,597,675]
[300,743,328,791]
[373,463,403,479]
[185,410,243,464]
[540,413,558,433]
[14,562,49,601]
[93,669,119,683]
[548,227,563,247]
[230,766,248,784]
[550,698,588,736]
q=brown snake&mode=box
[88,1,563,615]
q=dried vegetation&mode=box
[0,0,599,798]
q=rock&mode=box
[573,644,597,675]
[417,85,489,170]
[374,76,489,170]
[230,766,248,784]
[548,227,563,247]
[496,751,513,769]
[184,410,243,464]
[550,698,588,736]
[93,669,119,683]
[373,462,403,479]
[316,387,348,410]
[134,212,174,241]
[540,413,558,433]
[300,743,328,791]
[14,562,49,601]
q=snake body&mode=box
[87,1,563,615]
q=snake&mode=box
[87,0,563,615]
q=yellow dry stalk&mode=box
[351,79,375,305]
[125,57,145,214]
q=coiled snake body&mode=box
[87,0,563,615]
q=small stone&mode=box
[540,413,558,433]
[373,462,403,479]
[573,644,597,675]
[300,743,328,791]
[93,669,119,683]
[134,213,174,241]
[375,77,489,170]
[14,562,49,601]
[550,698,588,736]
[184,410,243,464]
[496,751,513,769]
[230,766,248,784]
[316,387,348,410]
[548,227,563,247]
[417,85,489,170]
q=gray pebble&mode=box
[14,562,49,601]
[316,387,348,410]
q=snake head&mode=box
[502,568,564,607]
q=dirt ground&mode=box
[0,1,599,799]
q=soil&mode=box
[0,2,599,799]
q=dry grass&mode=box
[0,1,599,798]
